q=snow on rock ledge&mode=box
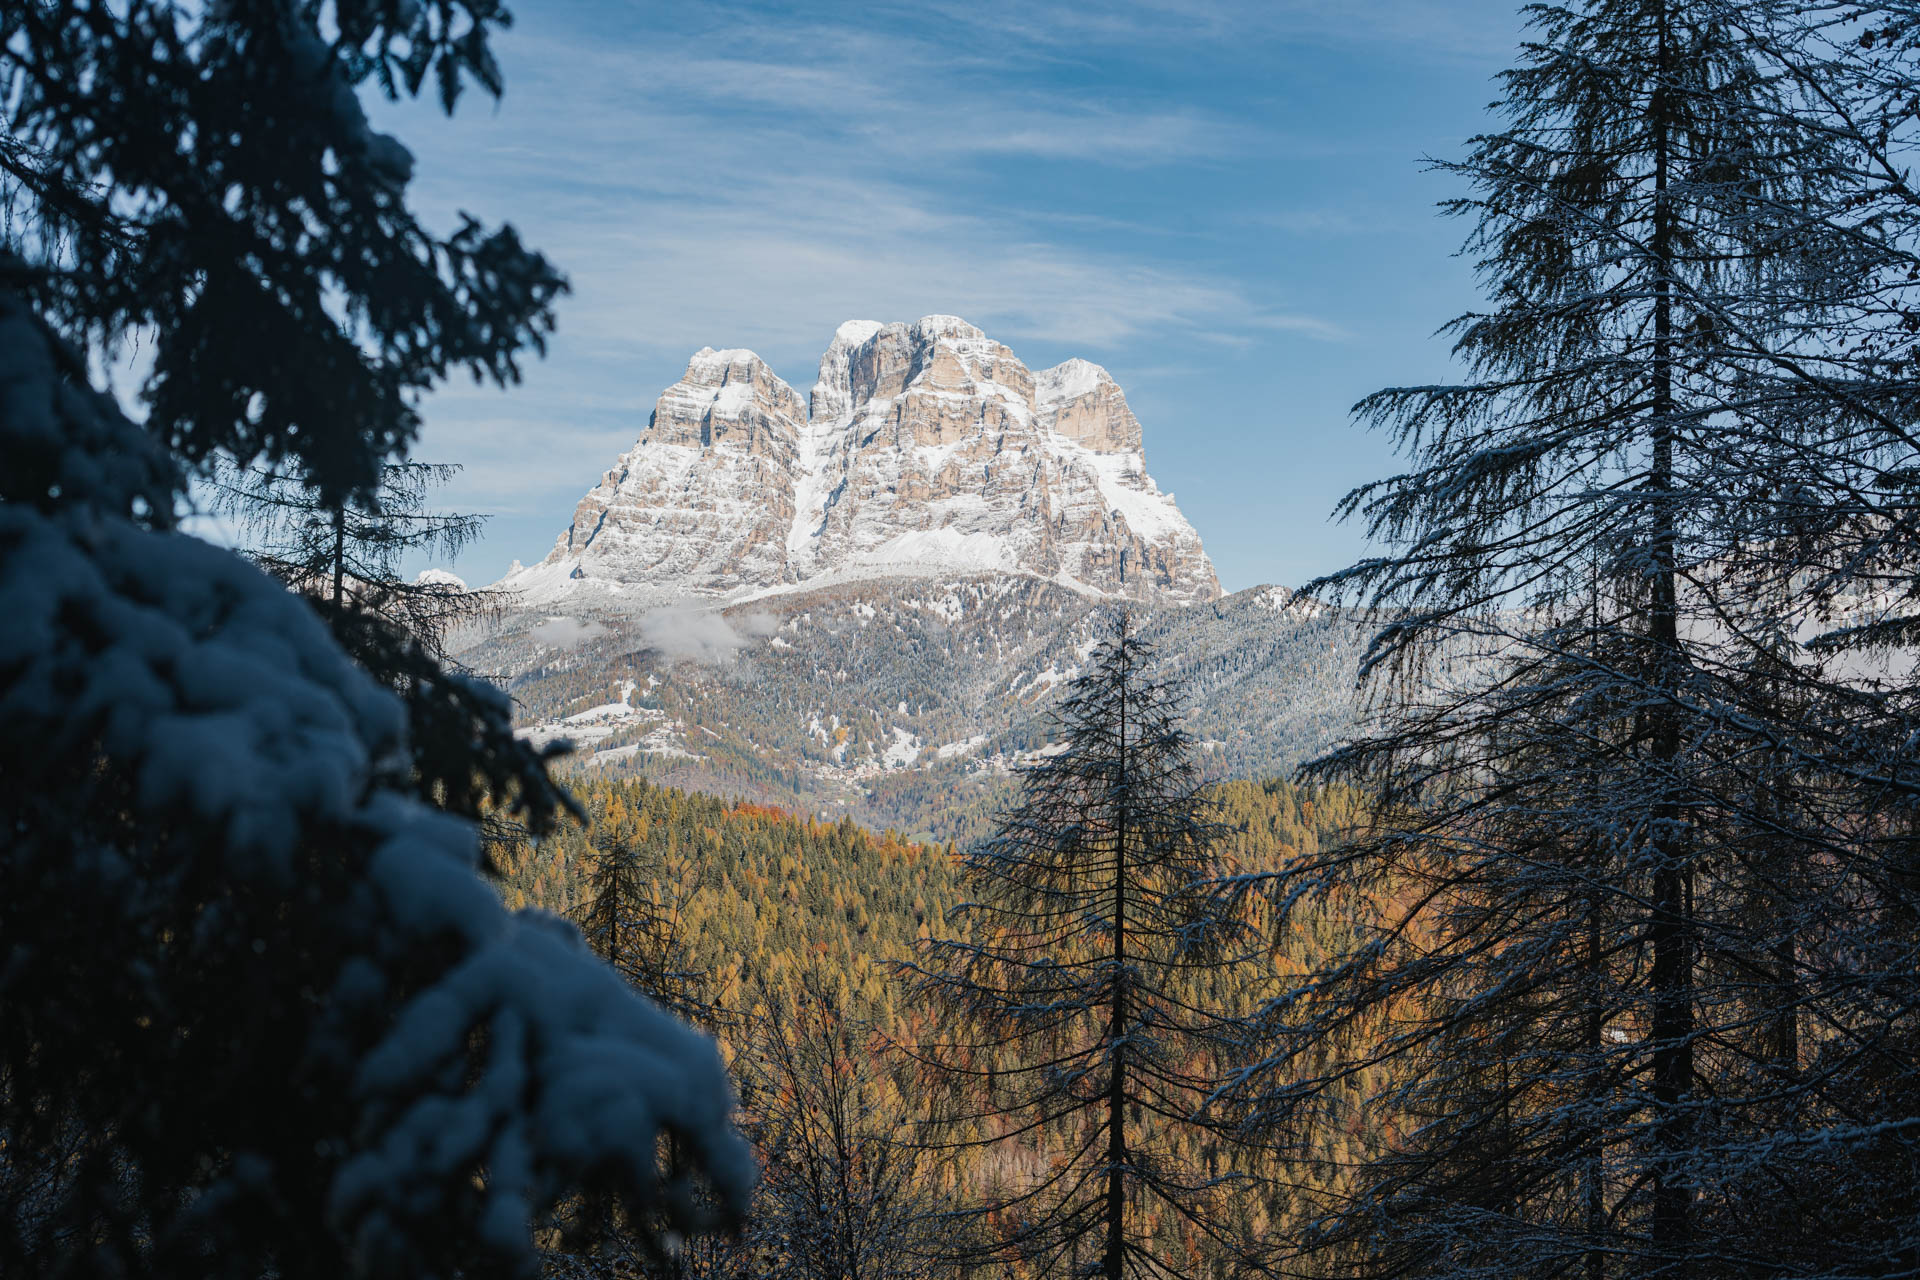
[533,347,806,598]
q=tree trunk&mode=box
[331,502,346,609]
[1104,625,1129,1280]
[1584,571,1609,1280]
[1586,887,1607,1280]
[1648,5,1694,1268]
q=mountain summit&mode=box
[503,316,1220,605]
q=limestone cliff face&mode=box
[795,317,1055,585]
[512,317,1221,605]
[542,348,805,595]
[1036,358,1142,452]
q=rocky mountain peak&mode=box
[508,316,1220,606]
[1035,358,1142,454]
[654,347,805,454]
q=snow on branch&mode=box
[0,288,754,1272]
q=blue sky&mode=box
[376,0,1528,592]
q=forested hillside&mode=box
[497,774,1357,1025]
[496,777,957,1024]
[493,772,1377,1276]
[469,578,1366,843]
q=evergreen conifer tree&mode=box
[1,0,565,506]
[901,616,1262,1280]
[211,458,497,639]
[577,824,706,1029]
[207,455,570,834]
[0,3,753,1275]
[1233,3,1920,1277]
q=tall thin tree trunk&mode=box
[1584,566,1609,1280]
[608,846,625,977]
[1586,886,1607,1280]
[835,1066,859,1280]
[331,502,346,608]
[1104,623,1129,1280]
[1647,5,1695,1268]
[1771,932,1798,1069]
[1762,701,1799,1074]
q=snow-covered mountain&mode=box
[462,576,1366,843]
[471,317,1330,839]
[501,316,1220,605]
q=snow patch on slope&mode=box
[1074,443,1183,540]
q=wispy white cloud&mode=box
[488,28,1250,170]
[638,606,778,665]
[1247,313,1353,341]
[890,0,1520,63]
[547,215,1285,354]
[405,411,630,515]
[530,616,611,649]
[388,19,1338,369]
[370,0,1513,585]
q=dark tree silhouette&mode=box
[211,458,496,638]
[1,0,565,506]
[577,824,707,1030]
[1233,4,1920,1278]
[0,3,752,1276]
[901,616,1263,1280]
